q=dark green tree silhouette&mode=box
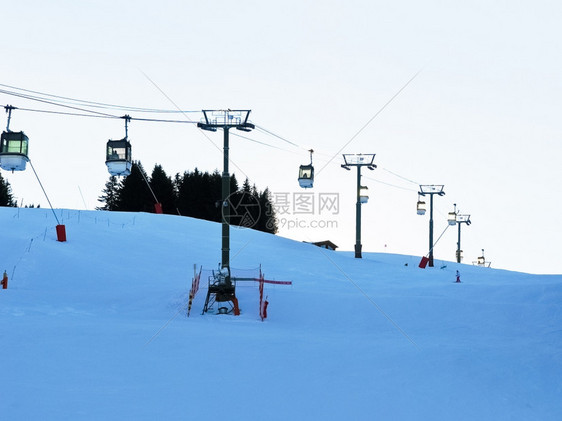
[97,163,278,233]
[116,161,153,212]
[176,168,203,219]
[176,169,239,222]
[258,187,278,234]
[226,178,277,232]
[150,164,176,214]
[0,173,16,207]
[97,176,120,210]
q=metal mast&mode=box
[197,110,254,282]
[342,154,376,258]
[419,185,445,267]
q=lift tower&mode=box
[198,110,254,313]
[418,184,445,267]
[342,154,376,258]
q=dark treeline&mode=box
[97,162,278,234]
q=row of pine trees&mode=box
[97,162,278,234]
[0,163,278,234]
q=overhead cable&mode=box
[0,82,199,114]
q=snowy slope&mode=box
[1,207,561,420]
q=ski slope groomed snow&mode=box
[1,207,561,420]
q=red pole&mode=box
[2,271,7,289]
[56,225,67,242]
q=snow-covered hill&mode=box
[1,207,561,420]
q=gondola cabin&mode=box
[416,200,426,215]
[298,164,314,188]
[448,212,457,225]
[106,139,132,176]
[0,131,29,171]
[456,249,463,261]
[359,186,369,203]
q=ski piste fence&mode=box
[2,208,154,282]
[187,265,292,320]
[3,208,293,320]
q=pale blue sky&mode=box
[1,0,561,273]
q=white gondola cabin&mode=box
[416,200,426,215]
[359,186,369,203]
[106,139,132,176]
[456,249,463,261]
[298,165,314,188]
[298,149,315,189]
[448,212,457,225]
[0,131,29,171]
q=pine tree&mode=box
[230,173,239,197]
[242,177,252,193]
[176,168,202,218]
[0,173,16,207]
[175,170,191,217]
[224,178,261,229]
[249,183,261,229]
[258,187,278,234]
[97,162,276,234]
[149,164,177,214]
[116,161,153,212]
[97,176,120,210]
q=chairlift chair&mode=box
[0,131,29,171]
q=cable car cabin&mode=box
[359,186,369,204]
[416,200,426,215]
[456,249,463,261]
[0,131,29,171]
[448,212,457,225]
[298,165,314,188]
[105,139,132,176]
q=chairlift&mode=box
[298,149,314,188]
[359,185,369,203]
[106,116,132,176]
[0,106,29,172]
